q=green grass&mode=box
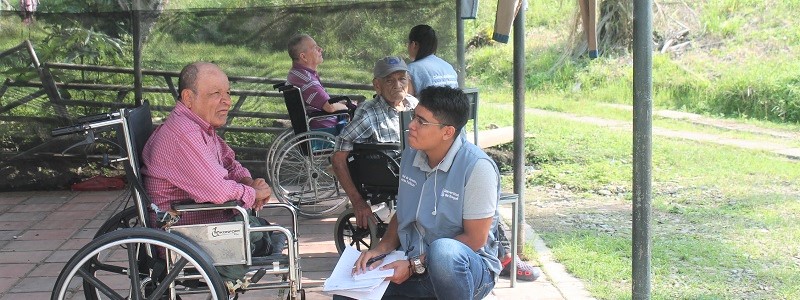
[463,0,800,124]
[2,1,800,298]
[522,115,800,299]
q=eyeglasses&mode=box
[410,113,451,127]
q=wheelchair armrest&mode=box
[307,111,331,118]
[328,95,351,103]
[307,112,351,125]
[329,95,358,114]
[173,200,240,211]
[352,143,401,151]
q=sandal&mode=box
[499,256,541,281]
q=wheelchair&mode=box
[332,142,401,254]
[265,83,357,218]
[331,110,411,254]
[50,101,305,300]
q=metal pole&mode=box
[132,0,143,106]
[512,0,527,249]
[632,0,653,298]
[456,0,466,88]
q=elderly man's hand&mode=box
[353,198,376,229]
[251,178,272,210]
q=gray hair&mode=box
[287,34,311,61]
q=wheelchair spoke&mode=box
[274,133,347,217]
[127,243,143,299]
[147,257,190,300]
[353,234,371,250]
[77,266,125,300]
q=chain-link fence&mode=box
[0,0,456,190]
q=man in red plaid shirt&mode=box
[141,62,272,225]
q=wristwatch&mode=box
[410,256,426,275]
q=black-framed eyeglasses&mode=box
[410,113,451,127]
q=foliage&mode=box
[39,21,127,65]
[39,0,126,12]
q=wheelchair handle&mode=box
[273,82,288,89]
[75,111,118,124]
[51,124,90,137]
[273,82,296,92]
[352,143,401,151]
[52,110,122,137]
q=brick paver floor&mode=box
[0,190,579,300]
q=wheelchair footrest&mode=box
[252,254,289,266]
[250,268,267,283]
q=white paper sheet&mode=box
[323,245,406,299]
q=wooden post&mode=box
[579,0,599,58]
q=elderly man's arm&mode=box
[332,150,374,228]
[332,115,378,229]
[162,133,258,208]
[323,101,349,113]
[219,136,253,181]
[218,136,273,208]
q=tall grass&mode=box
[462,0,800,124]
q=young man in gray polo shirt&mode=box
[347,86,500,300]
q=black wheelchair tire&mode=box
[334,208,380,254]
[51,227,227,300]
[94,206,143,238]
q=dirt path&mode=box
[525,105,800,160]
[491,102,799,220]
[506,102,800,245]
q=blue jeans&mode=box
[310,126,339,151]
[333,238,495,300]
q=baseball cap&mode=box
[373,56,408,78]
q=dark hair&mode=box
[418,86,469,133]
[287,34,310,61]
[177,62,202,101]
[408,24,437,61]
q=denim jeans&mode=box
[333,238,495,300]
[310,126,339,151]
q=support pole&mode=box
[512,0,527,248]
[578,0,598,58]
[632,0,653,298]
[132,0,143,106]
[456,0,466,88]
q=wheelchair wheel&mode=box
[52,228,227,300]
[94,206,143,238]
[80,206,146,298]
[334,208,379,254]
[272,131,347,218]
[266,128,294,185]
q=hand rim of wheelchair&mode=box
[265,128,295,185]
[51,227,227,300]
[270,131,348,218]
[268,130,335,186]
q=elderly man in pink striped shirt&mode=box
[141,62,272,226]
